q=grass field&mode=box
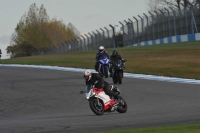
[1,41,200,79]
[1,41,200,132]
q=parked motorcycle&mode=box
[98,55,110,78]
[110,59,126,84]
[80,85,127,115]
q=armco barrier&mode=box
[132,33,200,47]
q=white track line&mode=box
[1,64,200,85]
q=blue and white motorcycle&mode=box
[98,55,110,78]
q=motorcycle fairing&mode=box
[99,55,110,65]
[87,88,117,111]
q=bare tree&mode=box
[146,0,199,11]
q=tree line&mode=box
[7,3,80,58]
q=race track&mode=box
[0,66,200,133]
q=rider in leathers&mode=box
[84,70,119,99]
[109,50,123,77]
[95,46,110,72]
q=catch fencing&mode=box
[120,5,200,47]
[42,4,200,55]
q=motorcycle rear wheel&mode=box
[117,96,127,113]
[89,99,104,115]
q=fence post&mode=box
[133,17,139,42]
[92,31,97,50]
[81,35,86,51]
[148,11,155,40]
[109,24,116,48]
[124,20,132,46]
[119,21,125,46]
[158,9,165,38]
[138,15,144,42]
[104,27,110,48]
[178,8,183,34]
[73,39,77,51]
[128,19,135,44]
[143,13,149,41]
[88,32,94,50]
[65,41,69,52]
[66,40,70,52]
[96,30,101,48]
[68,39,73,51]
[100,28,105,48]
[76,37,81,51]
[169,7,177,36]
[164,8,171,37]
[181,3,189,34]
[85,34,89,51]
[188,2,198,33]
[154,11,160,39]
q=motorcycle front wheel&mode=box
[112,72,118,84]
[118,71,123,84]
[104,66,108,78]
[89,98,104,115]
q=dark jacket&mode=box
[85,73,108,88]
[95,51,110,61]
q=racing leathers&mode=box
[95,51,110,71]
[109,54,123,76]
[85,73,119,99]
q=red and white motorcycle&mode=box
[80,85,127,115]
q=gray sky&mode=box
[0,0,148,59]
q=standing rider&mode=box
[109,50,123,77]
[94,46,110,73]
[83,70,119,99]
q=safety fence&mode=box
[121,4,200,47]
[44,26,115,54]
[40,4,200,55]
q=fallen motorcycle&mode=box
[80,85,127,115]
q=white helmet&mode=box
[84,70,92,81]
[99,46,105,53]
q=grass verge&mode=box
[1,41,200,80]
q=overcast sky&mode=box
[0,0,148,59]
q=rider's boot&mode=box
[111,104,118,112]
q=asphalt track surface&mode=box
[0,66,200,133]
